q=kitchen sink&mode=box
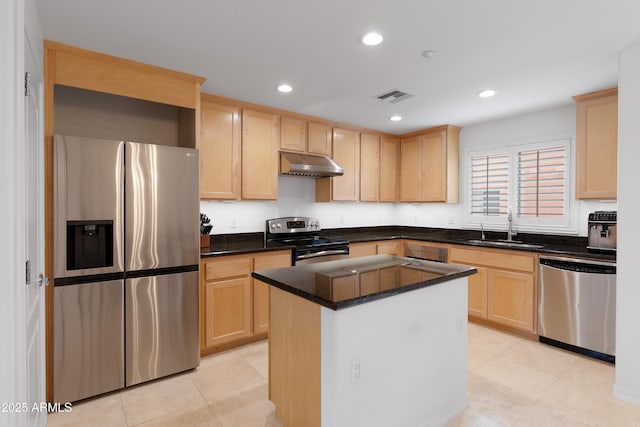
[465,239,545,250]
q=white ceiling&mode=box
[35,0,640,134]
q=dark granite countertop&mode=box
[252,254,477,310]
[200,232,293,257]
[319,226,616,262]
[201,226,616,262]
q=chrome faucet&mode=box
[481,222,486,240]
[507,206,517,241]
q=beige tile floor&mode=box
[47,323,640,427]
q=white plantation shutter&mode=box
[517,146,566,218]
[470,154,509,216]
[465,136,575,233]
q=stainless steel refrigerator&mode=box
[53,135,200,403]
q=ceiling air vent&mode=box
[375,89,413,104]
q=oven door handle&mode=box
[296,249,349,260]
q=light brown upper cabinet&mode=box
[399,125,460,203]
[280,116,307,152]
[316,128,360,201]
[200,101,241,199]
[242,109,280,200]
[379,137,400,202]
[308,122,332,155]
[360,133,381,202]
[574,88,618,199]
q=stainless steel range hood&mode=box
[279,151,344,177]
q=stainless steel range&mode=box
[266,217,349,265]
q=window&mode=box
[518,146,566,218]
[465,137,576,234]
[470,153,509,216]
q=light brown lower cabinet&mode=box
[200,250,291,355]
[449,246,536,333]
[204,277,251,348]
[349,242,378,258]
[349,240,402,258]
[487,269,534,331]
[467,266,488,318]
[253,251,292,335]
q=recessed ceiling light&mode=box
[389,115,403,122]
[477,89,497,98]
[360,32,383,46]
[277,84,293,93]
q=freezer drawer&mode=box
[125,271,200,386]
[54,280,124,403]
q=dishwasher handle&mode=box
[539,256,616,274]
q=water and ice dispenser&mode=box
[66,220,114,270]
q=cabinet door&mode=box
[380,137,399,202]
[253,251,291,335]
[359,270,379,296]
[199,102,240,199]
[487,269,534,332]
[242,109,279,200]
[360,133,380,202]
[575,89,618,199]
[280,116,307,152]
[467,266,488,319]
[308,121,332,155]
[349,242,377,258]
[377,240,399,256]
[331,128,360,201]
[204,277,251,348]
[421,130,447,201]
[332,276,359,301]
[399,136,422,202]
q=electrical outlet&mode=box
[229,218,237,228]
[350,358,361,385]
[448,216,455,224]
[414,215,420,224]
[339,216,345,224]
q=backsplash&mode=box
[200,175,615,236]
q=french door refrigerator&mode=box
[53,135,200,403]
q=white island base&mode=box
[269,277,469,427]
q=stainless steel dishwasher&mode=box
[538,255,616,362]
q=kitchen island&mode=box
[252,255,477,427]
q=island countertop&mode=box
[251,254,477,310]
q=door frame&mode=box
[0,0,46,426]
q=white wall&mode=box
[321,276,468,426]
[614,40,640,406]
[202,103,614,236]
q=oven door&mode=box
[294,247,349,265]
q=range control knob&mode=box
[270,223,277,229]
[276,223,281,229]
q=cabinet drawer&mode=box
[204,255,252,280]
[449,247,534,273]
[254,250,291,270]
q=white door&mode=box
[24,35,46,427]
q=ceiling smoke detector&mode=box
[375,89,413,104]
